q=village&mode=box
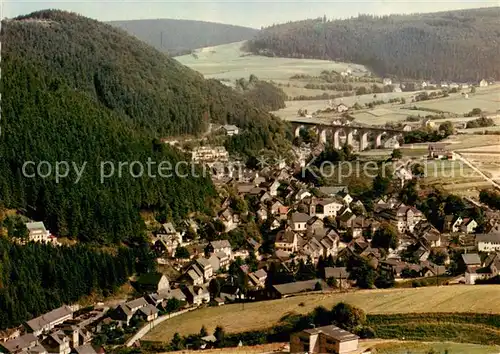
[3,124,500,353]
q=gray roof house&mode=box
[25,306,73,336]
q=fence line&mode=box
[125,307,197,347]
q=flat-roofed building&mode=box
[290,325,359,353]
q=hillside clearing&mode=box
[144,286,500,342]
[175,41,369,81]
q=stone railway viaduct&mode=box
[290,120,408,150]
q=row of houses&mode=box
[1,306,105,354]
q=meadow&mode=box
[408,86,500,115]
[373,341,500,354]
[144,285,500,342]
[174,41,369,82]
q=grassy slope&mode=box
[144,285,500,341]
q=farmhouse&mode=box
[290,325,359,354]
[428,143,447,159]
[479,79,488,87]
[383,78,392,86]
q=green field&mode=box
[144,286,500,342]
[174,41,369,81]
[374,341,500,354]
[408,86,500,115]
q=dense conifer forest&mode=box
[0,10,289,243]
[0,238,155,329]
[246,8,500,82]
[108,18,258,56]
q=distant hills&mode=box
[1,10,287,244]
[246,7,500,82]
[108,18,259,56]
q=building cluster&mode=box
[0,306,105,354]
[145,157,500,301]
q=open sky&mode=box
[4,0,499,28]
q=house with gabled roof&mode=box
[218,208,239,232]
[135,304,159,322]
[308,198,344,219]
[154,222,183,255]
[1,334,43,354]
[289,212,311,231]
[207,240,232,259]
[275,229,299,254]
[136,272,170,293]
[338,211,356,229]
[181,285,210,305]
[41,331,71,354]
[465,252,500,284]
[25,306,73,336]
[460,218,478,234]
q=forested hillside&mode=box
[246,8,500,82]
[108,19,258,56]
[0,238,155,329]
[0,10,289,243]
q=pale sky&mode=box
[3,0,499,28]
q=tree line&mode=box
[0,238,156,329]
[0,10,292,243]
[246,8,500,82]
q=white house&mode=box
[310,199,344,218]
[336,104,349,113]
[295,189,312,201]
[383,78,392,86]
[155,222,183,255]
[384,137,400,149]
[394,167,413,187]
[289,212,311,231]
[26,222,51,244]
[476,233,500,252]
[338,192,353,205]
[460,218,478,234]
[221,125,239,136]
[275,229,299,254]
[479,79,488,87]
[207,240,233,259]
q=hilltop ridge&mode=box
[246,7,500,82]
[108,18,259,56]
